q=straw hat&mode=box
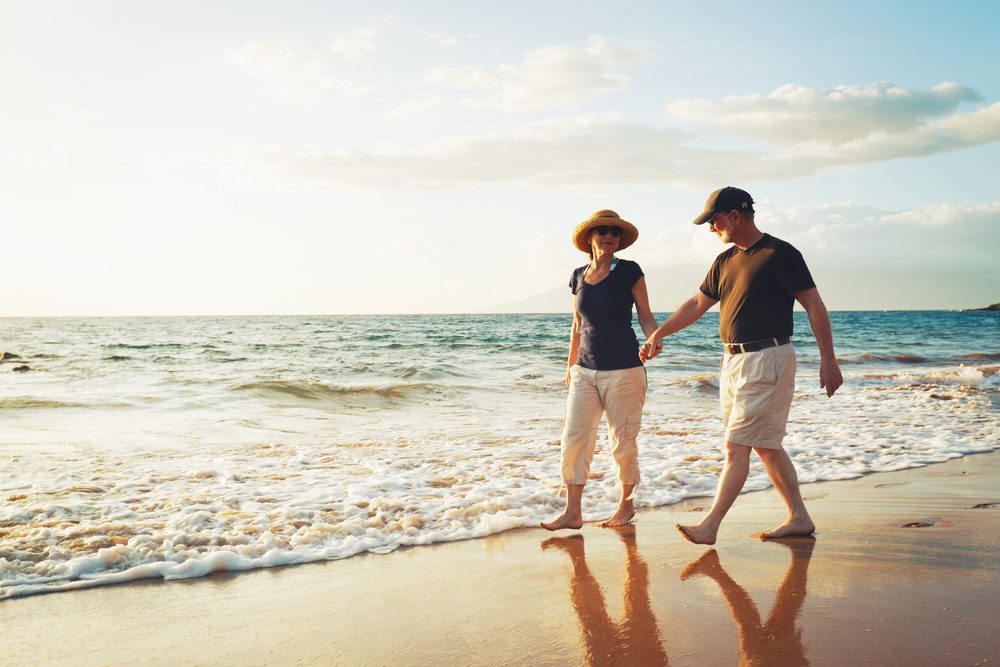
[572,210,639,253]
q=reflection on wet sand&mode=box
[681,539,814,666]
[542,527,668,665]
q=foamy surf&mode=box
[2,312,998,599]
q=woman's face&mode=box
[590,226,621,255]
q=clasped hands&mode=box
[639,336,664,362]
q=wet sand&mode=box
[3,451,1000,666]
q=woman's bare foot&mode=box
[599,501,635,527]
[541,511,583,531]
[676,522,718,545]
[757,517,815,540]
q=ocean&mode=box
[2,311,998,598]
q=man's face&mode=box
[708,210,736,244]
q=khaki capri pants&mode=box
[561,365,647,485]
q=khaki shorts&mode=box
[561,365,647,485]
[720,344,796,449]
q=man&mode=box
[641,187,843,544]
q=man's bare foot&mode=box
[756,517,815,540]
[676,522,718,545]
[599,503,635,527]
[680,548,721,580]
[541,512,583,531]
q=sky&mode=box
[2,0,999,315]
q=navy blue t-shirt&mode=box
[570,259,644,370]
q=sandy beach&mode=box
[4,450,999,666]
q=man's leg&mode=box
[754,447,815,538]
[676,441,751,545]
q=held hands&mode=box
[819,359,844,397]
[639,336,664,362]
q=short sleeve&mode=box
[624,260,643,287]
[569,268,580,295]
[772,244,816,296]
[700,258,722,301]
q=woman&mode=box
[542,210,660,530]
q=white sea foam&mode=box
[2,313,998,599]
[2,361,997,600]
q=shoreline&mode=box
[4,450,1000,665]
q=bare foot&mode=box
[756,517,816,540]
[680,548,721,580]
[541,512,583,531]
[676,522,717,545]
[599,502,635,528]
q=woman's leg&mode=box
[600,367,647,527]
[543,366,603,530]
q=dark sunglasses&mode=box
[593,226,622,237]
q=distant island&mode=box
[965,302,1000,311]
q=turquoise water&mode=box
[1,311,998,598]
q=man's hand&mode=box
[640,336,664,362]
[819,359,843,397]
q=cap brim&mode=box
[691,210,714,225]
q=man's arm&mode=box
[795,287,843,397]
[640,291,717,361]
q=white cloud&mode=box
[424,32,459,47]
[408,34,648,114]
[748,99,1000,179]
[735,200,1000,268]
[236,115,695,188]
[582,34,649,65]
[239,83,1000,188]
[665,81,982,144]
[227,41,373,106]
[50,104,102,125]
[879,201,1000,226]
[327,29,380,60]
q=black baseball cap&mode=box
[692,186,755,225]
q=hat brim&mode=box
[691,209,714,225]
[572,219,639,253]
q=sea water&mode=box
[1,312,997,598]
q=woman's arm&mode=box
[565,297,582,388]
[631,276,659,338]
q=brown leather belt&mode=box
[723,336,791,355]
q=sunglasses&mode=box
[707,211,729,227]
[593,226,622,237]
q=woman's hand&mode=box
[640,336,664,362]
[565,367,573,389]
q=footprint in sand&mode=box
[969,502,1000,509]
[901,518,941,528]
